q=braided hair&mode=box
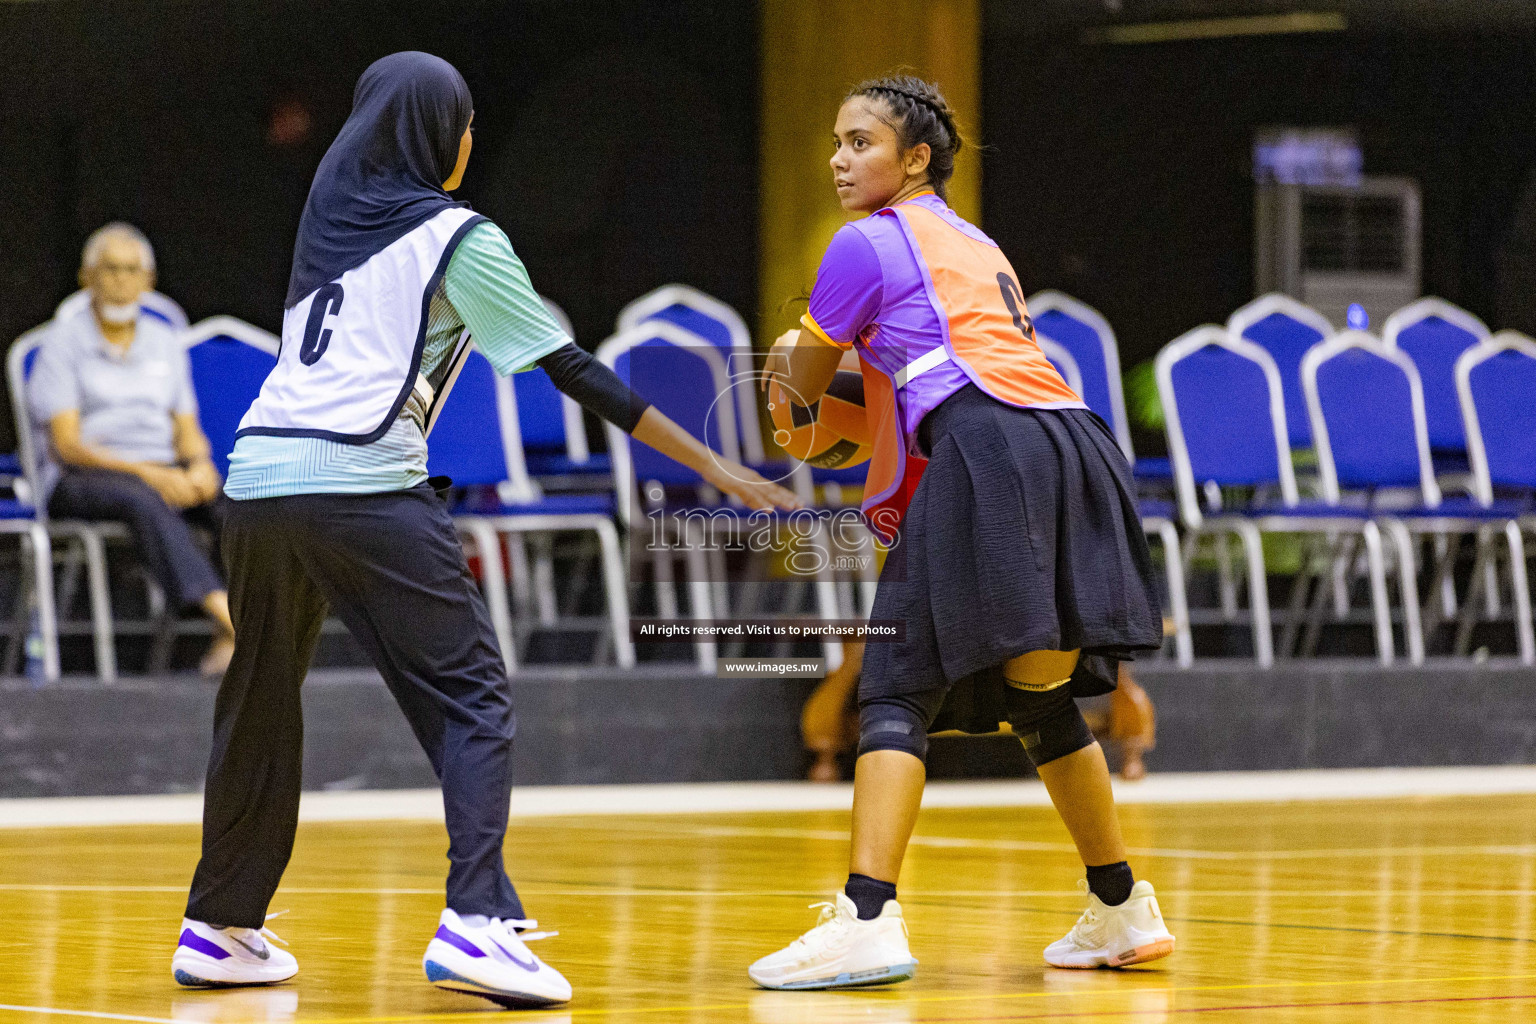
[848,74,962,201]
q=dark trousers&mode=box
[48,468,225,608]
[185,485,523,928]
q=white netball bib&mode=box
[239,208,485,444]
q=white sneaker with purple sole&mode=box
[422,908,572,1008]
[172,915,298,987]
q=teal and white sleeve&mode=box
[444,221,571,375]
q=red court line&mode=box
[915,991,1536,1021]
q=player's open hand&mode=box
[760,329,801,392]
[706,460,804,512]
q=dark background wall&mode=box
[981,20,1536,455]
[0,0,758,450]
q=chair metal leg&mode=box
[1361,522,1394,666]
[464,522,517,674]
[811,523,844,673]
[592,519,636,668]
[1433,534,1458,618]
[1484,545,1503,618]
[680,518,716,671]
[530,535,557,628]
[76,528,117,683]
[27,525,61,682]
[1383,520,1425,666]
[1233,522,1273,667]
[1453,529,1492,656]
[1418,531,1460,649]
[1277,537,1322,659]
[145,578,175,675]
[505,535,534,619]
[1504,522,1535,666]
[650,515,679,620]
[1215,533,1238,619]
[1330,530,1351,619]
[1148,519,1192,668]
[1300,534,1350,659]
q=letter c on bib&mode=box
[299,283,345,366]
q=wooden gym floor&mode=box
[4,793,1536,1022]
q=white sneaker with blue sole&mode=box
[422,908,572,1008]
[749,893,917,990]
[171,916,298,987]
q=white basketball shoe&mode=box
[1044,880,1176,969]
[172,916,298,987]
[748,892,918,990]
[422,908,572,1008]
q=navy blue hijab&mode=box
[285,52,473,308]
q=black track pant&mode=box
[185,485,523,928]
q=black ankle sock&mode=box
[1085,862,1134,907]
[844,873,897,920]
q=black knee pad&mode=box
[1004,684,1095,768]
[857,696,930,761]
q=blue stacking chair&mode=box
[1027,291,1145,467]
[1041,337,1190,665]
[182,317,279,477]
[1297,332,1470,665]
[1305,331,1531,664]
[1456,331,1536,664]
[516,297,609,483]
[617,284,767,467]
[1226,293,1334,449]
[427,344,634,670]
[3,329,65,680]
[1157,326,1398,666]
[597,321,841,671]
[1383,297,1490,472]
[7,327,125,680]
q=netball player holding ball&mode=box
[753,76,1174,989]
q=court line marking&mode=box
[0,1006,176,1024]
[921,898,1536,946]
[6,972,1534,1024]
[291,971,1536,1022]
[591,819,1536,862]
[911,992,1536,1021]
[10,766,1536,828]
[11,882,1536,898]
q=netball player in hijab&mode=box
[751,76,1173,990]
[170,52,798,1007]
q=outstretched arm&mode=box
[537,344,800,512]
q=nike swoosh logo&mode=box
[230,936,270,960]
[488,937,539,972]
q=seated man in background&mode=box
[29,222,235,676]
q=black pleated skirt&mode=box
[859,385,1163,735]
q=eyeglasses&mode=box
[94,261,149,275]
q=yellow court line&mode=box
[301,971,1536,1024]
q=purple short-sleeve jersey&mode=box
[803,193,976,450]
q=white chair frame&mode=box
[1027,290,1134,462]
[616,284,766,465]
[597,322,841,671]
[436,342,635,672]
[1454,330,1536,665]
[1158,325,1403,667]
